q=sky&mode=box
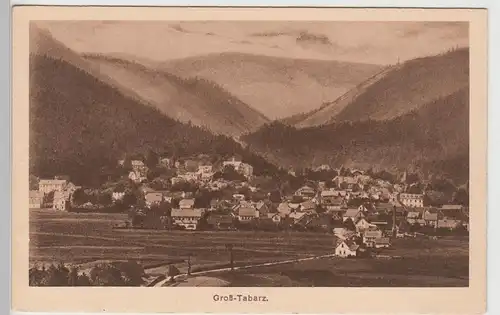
[34,20,469,65]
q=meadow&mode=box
[212,237,469,287]
[30,209,469,287]
[29,209,335,269]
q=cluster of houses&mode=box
[29,177,78,211]
[120,156,253,186]
[30,157,469,258]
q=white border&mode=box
[6,1,499,315]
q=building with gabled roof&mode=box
[171,208,205,230]
[335,239,360,257]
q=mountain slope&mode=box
[83,54,269,136]
[160,52,384,119]
[290,48,469,127]
[242,87,469,183]
[29,27,279,186]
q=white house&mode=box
[399,193,424,208]
[171,208,204,230]
[129,171,146,183]
[38,179,68,194]
[335,239,359,258]
[112,191,126,201]
[355,218,376,232]
[29,190,44,209]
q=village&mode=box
[29,153,470,259]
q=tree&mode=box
[146,149,159,169]
[315,205,326,214]
[29,175,39,191]
[43,191,55,207]
[89,263,126,286]
[343,218,356,231]
[71,188,88,206]
[215,165,246,182]
[194,189,215,208]
[68,266,79,286]
[451,188,469,206]
[168,265,180,282]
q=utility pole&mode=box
[225,244,234,271]
[187,253,192,276]
[392,205,397,238]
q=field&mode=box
[30,209,335,269]
[211,237,469,287]
[30,209,469,287]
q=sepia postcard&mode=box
[12,6,487,314]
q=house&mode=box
[329,209,344,221]
[160,157,172,167]
[375,202,395,214]
[358,204,369,212]
[277,202,293,217]
[170,176,185,186]
[398,220,414,236]
[355,218,376,232]
[399,193,424,208]
[209,180,228,191]
[222,157,254,178]
[351,169,364,177]
[131,160,147,172]
[406,211,421,224]
[232,194,246,201]
[343,208,365,222]
[437,219,462,229]
[206,213,235,230]
[198,165,213,174]
[423,210,439,227]
[52,191,68,211]
[129,171,146,183]
[289,211,308,225]
[333,227,348,237]
[300,200,316,213]
[238,206,259,222]
[38,179,68,194]
[145,192,164,208]
[439,205,467,221]
[267,212,282,223]
[112,191,126,202]
[335,239,360,258]
[183,160,199,172]
[171,208,205,230]
[320,190,343,207]
[29,190,44,209]
[179,198,195,209]
[363,229,383,245]
[163,191,185,203]
[333,176,358,190]
[294,185,316,200]
[441,204,465,211]
[255,201,271,216]
[374,237,391,248]
[315,164,332,171]
[200,172,214,182]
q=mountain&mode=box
[160,52,384,119]
[83,54,269,136]
[29,26,279,186]
[289,48,469,127]
[242,87,469,184]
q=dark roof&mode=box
[207,214,234,225]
